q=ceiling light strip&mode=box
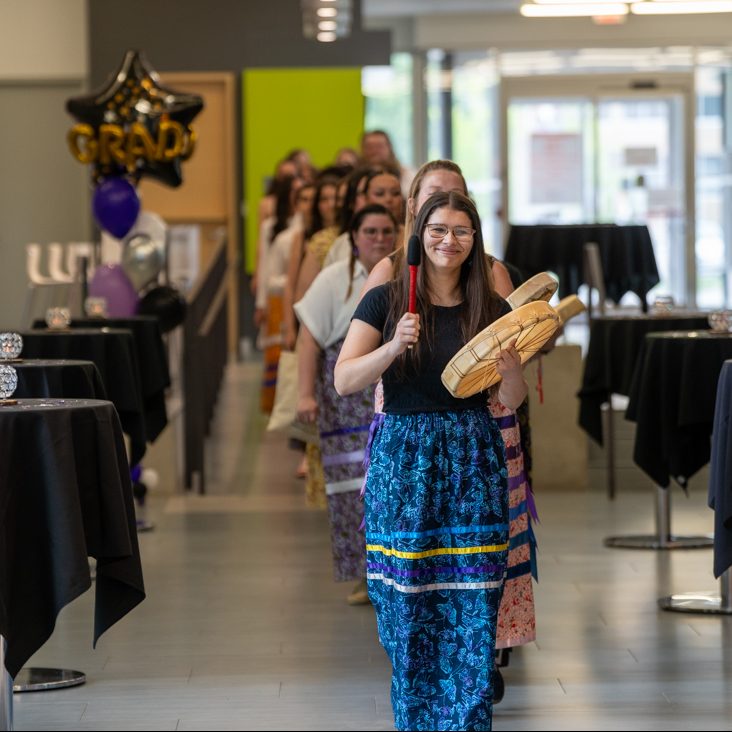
[521,3,630,16]
[632,1,732,13]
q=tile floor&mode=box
[11,361,732,731]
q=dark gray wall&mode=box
[0,82,91,329]
[89,0,391,85]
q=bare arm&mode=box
[496,340,528,410]
[334,313,420,396]
[282,230,305,350]
[296,325,320,423]
[492,259,515,299]
[358,256,394,300]
[294,250,321,304]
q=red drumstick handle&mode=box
[408,265,418,314]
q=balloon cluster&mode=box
[87,210,186,331]
[68,51,199,328]
[67,49,203,192]
[67,49,203,240]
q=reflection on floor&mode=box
[13,360,732,731]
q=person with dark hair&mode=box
[252,160,298,296]
[361,161,540,688]
[324,167,404,269]
[334,167,371,240]
[282,175,341,351]
[334,191,526,731]
[317,163,355,181]
[305,176,340,245]
[293,204,398,605]
[256,179,314,413]
[285,148,316,183]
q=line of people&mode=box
[254,138,540,730]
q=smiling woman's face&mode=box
[422,206,475,273]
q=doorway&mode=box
[500,73,695,306]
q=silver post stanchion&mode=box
[0,636,13,731]
[658,568,732,614]
[655,484,672,543]
[605,485,713,549]
[602,402,616,500]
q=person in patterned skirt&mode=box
[335,191,528,731]
[294,204,398,605]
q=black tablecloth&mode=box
[626,331,732,488]
[709,361,732,578]
[33,317,170,442]
[13,359,107,400]
[578,313,710,444]
[504,224,660,307]
[19,329,147,465]
[0,398,145,678]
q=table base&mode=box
[659,570,732,615]
[659,593,732,614]
[604,485,713,550]
[12,668,85,693]
[604,534,714,550]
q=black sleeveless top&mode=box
[352,283,511,414]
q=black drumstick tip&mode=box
[407,234,421,266]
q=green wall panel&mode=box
[242,67,364,273]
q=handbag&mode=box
[266,349,319,444]
[267,350,298,432]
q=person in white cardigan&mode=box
[294,204,398,605]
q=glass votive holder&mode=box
[0,332,23,360]
[653,295,675,314]
[45,306,71,330]
[84,296,108,318]
[0,363,18,403]
[708,310,731,333]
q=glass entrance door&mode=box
[501,74,694,305]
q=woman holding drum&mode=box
[334,191,529,731]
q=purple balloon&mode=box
[92,177,140,239]
[88,264,139,317]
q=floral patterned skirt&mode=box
[316,341,373,581]
[364,408,508,732]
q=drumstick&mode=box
[407,234,421,314]
[406,234,421,351]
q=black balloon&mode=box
[136,285,187,333]
[66,50,203,187]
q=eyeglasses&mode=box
[425,223,475,243]
[360,227,396,239]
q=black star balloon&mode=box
[66,50,204,187]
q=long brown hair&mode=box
[386,191,503,376]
